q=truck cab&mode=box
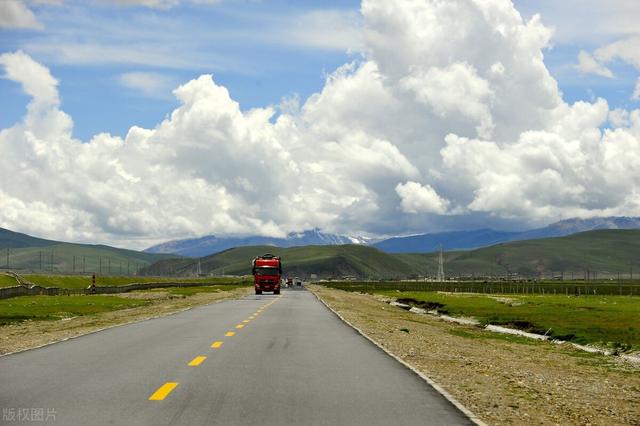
[252,254,282,295]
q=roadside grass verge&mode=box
[0,274,251,289]
[0,295,149,325]
[377,291,640,351]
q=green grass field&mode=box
[0,274,251,289]
[319,281,640,351]
[0,275,18,287]
[321,280,640,296]
[379,291,640,350]
[0,295,149,325]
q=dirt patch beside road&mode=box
[309,285,640,426]
[0,286,251,355]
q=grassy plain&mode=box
[0,295,148,325]
[322,279,640,296]
[0,275,18,287]
[0,286,252,355]
[319,281,640,350]
[379,291,640,350]
[0,274,251,289]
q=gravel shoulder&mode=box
[0,286,251,355]
[309,285,640,426]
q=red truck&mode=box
[251,254,281,295]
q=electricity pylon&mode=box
[437,244,445,282]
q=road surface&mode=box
[0,287,473,425]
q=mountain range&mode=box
[144,229,372,257]
[375,217,640,253]
[145,216,640,256]
[141,229,640,279]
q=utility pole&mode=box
[99,257,102,274]
[40,251,43,271]
[83,256,86,274]
[108,257,111,275]
[127,260,130,275]
[5,248,9,269]
[73,255,76,273]
[50,250,54,272]
[437,244,445,283]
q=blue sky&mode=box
[1,0,362,140]
[1,0,637,141]
[1,0,640,247]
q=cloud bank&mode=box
[2,0,640,248]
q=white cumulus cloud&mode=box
[3,0,640,248]
[396,182,449,215]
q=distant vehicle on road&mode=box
[252,254,282,295]
[295,278,302,287]
[286,277,293,287]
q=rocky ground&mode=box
[0,286,251,355]
[309,285,640,426]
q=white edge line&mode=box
[310,288,487,426]
[0,289,251,358]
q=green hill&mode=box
[142,229,640,279]
[0,228,57,249]
[402,229,640,278]
[141,245,420,279]
[0,228,176,274]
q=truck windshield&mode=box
[255,267,280,276]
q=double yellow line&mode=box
[148,296,281,401]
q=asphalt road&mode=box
[0,287,473,425]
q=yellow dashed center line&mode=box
[148,298,286,402]
[188,356,207,367]
[149,382,178,401]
